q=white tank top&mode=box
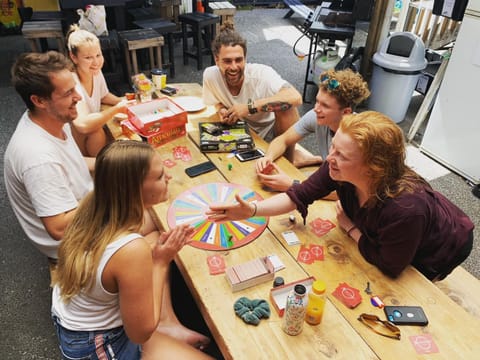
[51,233,142,331]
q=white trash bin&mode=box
[368,32,427,123]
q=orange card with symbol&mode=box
[297,245,314,264]
[207,255,226,275]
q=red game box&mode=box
[121,118,186,147]
[127,98,187,137]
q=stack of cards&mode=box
[281,230,301,245]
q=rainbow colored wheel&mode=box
[167,182,268,250]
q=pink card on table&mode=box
[332,282,362,308]
[207,255,226,275]
[309,244,324,261]
[297,245,314,264]
[163,159,177,168]
[409,334,439,354]
[309,218,336,237]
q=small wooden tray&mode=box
[270,276,315,317]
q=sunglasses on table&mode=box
[357,313,401,340]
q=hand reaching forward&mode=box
[206,194,256,222]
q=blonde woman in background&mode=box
[52,141,212,359]
[66,25,131,157]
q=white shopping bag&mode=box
[77,5,108,36]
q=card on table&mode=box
[207,255,226,275]
[409,334,439,354]
[332,282,362,308]
[172,146,192,161]
[163,159,177,168]
[309,218,336,237]
[282,230,301,245]
[297,245,314,264]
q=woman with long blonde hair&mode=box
[52,141,212,359]
[208,111,473,281]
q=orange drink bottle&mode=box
[305,280,326,325]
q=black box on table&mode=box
[199,120,255,152]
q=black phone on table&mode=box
[235,148,265,162]
[160,86,177,96]
[185,161,216,178]
[384,306,429,326]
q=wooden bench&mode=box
[283,0,314,20]
[435,266,480,320]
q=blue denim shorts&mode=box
[52,315,141,360]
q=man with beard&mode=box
[4,51,94,260]
[202,23,302,161]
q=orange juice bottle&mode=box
[305,280,326,325]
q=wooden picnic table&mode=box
[107,82,480,359]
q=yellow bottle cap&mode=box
[312,280,326,294]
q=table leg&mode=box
[124,47,133,82]
[182,23,188,66]
[132,49,139,75]
[28,39,40,53]
[155,45,162,70]
[195,24,202,70]
[168,32,175,78]
[303,33,317,102]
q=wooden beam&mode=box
[360,0,396,81]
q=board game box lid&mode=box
[199,121,255,152]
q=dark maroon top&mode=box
[286,162,474,278]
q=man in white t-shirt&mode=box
[4,51,94,259]
[203,23,302,160]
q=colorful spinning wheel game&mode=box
[167,183,268,250]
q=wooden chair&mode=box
[118,28,165,83]
[178,12,220,70]
[133,18,178,78]
[22,20,66,54]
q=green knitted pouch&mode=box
[233,297,271,325]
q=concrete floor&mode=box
[0,8,478,359]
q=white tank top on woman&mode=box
[51,233,142,331]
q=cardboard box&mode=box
[121,118,186,147]
[225,257,275,292]
[270,276,315,317]
[127,98,187,137]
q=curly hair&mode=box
[318,68,370,110]
[339,111,430,205]
[211,21,247,57]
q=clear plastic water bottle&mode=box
[305,280,326,325]
[282,284,307,335]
